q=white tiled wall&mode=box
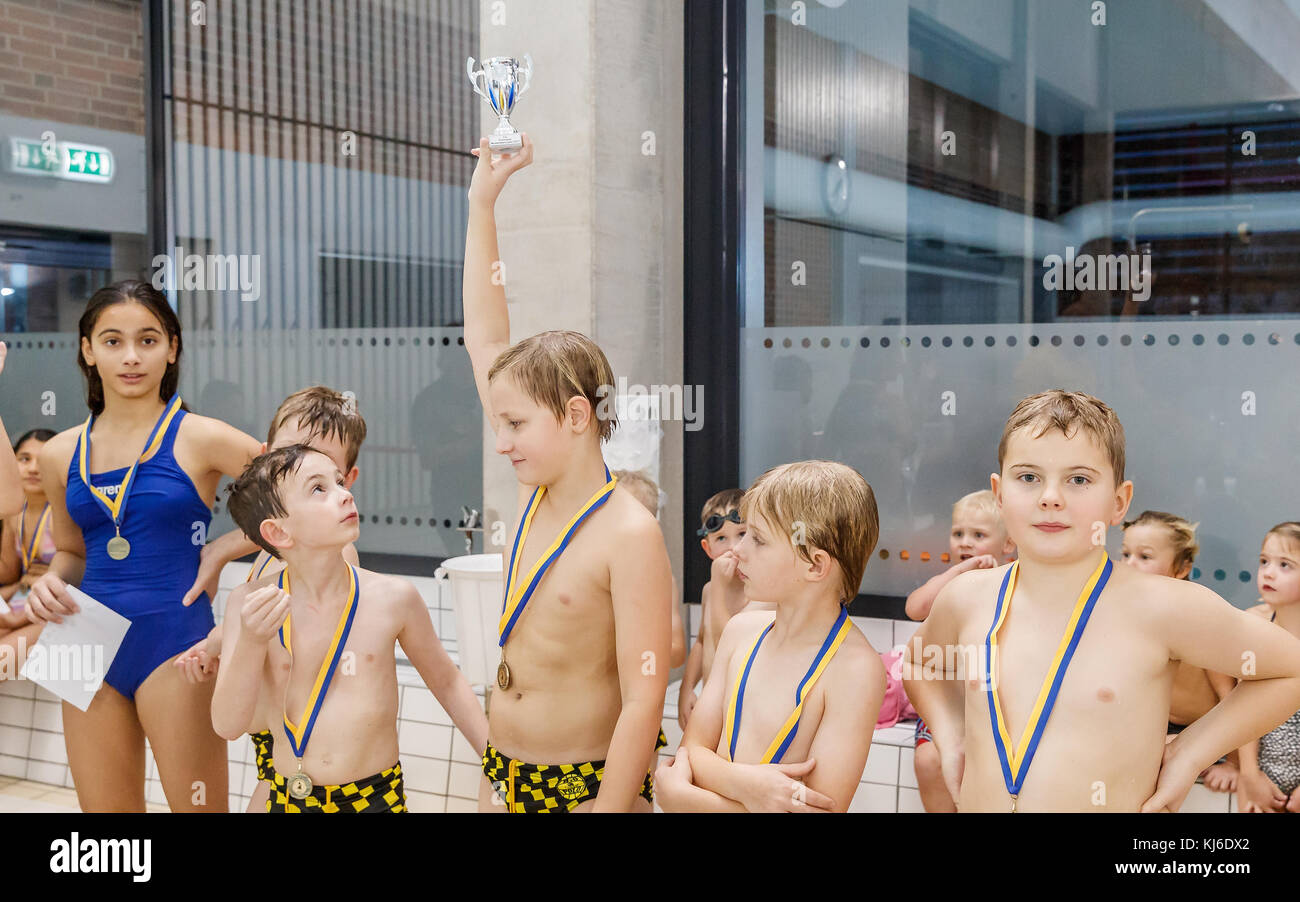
[0,597,1236,812]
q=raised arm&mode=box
[463,135,534,423]
[905,555,993,621]
[395,579,489,757]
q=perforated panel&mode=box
[740,321,1300,607]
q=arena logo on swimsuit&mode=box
[48,833,151,882]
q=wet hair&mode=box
[998,389,1125,486]
[487,331,618,442]
[741,460,879,604]
[77,280,183,416]
[12,428,56,453]
[266,386,368,470]
[1122,510,1199,577]
[226,444,326,559]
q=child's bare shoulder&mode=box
[717,609,775,647]
[1111,564,1224,618]
[831,624,887,691]
[1245,602,1273,620]
[604,489,662,542]
[931,562,1006,620]
[39,427,81,472]
[356,568,421,608]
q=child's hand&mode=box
[0,341,7,377]
[24,572,79,624]
[677,686,697,730]
[1142,741,1199,812]
[1237,768,1286,813]
[1200,762,1238,794]
[174,637,218,683]
[240,585,291,642]
[1287,788,1300,813]
[937,738,965,805]
[653,749,692,809]
[739,759,834,813]
[468,134,534,210]
[965,554,998,570]
[710,549,739,584]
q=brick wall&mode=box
[0,0,145,134]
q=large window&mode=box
[740,0,1300,606]
[162,0,482,560]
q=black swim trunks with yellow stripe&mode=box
[266,761,407,813]
[483,729,668,813]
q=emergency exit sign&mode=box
[7,137,114,184]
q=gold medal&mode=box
[106,534,131,560]
[496,657,511,690]
[1011,793,1017,813]
[287,765,313,800]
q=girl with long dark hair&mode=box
[25,281,261,811]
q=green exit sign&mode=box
[7,137,114,184]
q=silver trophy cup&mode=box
[466,54,533,154]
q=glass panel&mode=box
[743,0,1300,605]
[165,0,482,561]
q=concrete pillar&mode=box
[474,0,686,589]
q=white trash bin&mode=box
[435,553,503,693]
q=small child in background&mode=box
[1121,510,1238,793]
[678,489,775,729]
[905,489,1015,812]
[1237,522,1300,813]
[0,428,57,676]
[612,469,685,670]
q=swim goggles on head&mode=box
[697,509,743,537]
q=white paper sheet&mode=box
[19,586,131,711]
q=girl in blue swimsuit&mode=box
[24,281,261,812]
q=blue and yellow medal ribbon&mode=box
[18,502,51,572]
[245,553,274,583]
[277,565,361,760]
[722,604,852,763]
[984,553,1112,800]
[75,393,183,534]
[499,466,617,647]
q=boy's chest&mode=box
[725,646,827,762]
[958,593,1168,735]
[267,612,397,707]
[507,518,612,632]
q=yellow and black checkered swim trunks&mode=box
[266,761,407,813]
[250,731,275,783]
[483,729,668,813]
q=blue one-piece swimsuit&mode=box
[65,408,215,700]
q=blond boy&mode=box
[656,461,887,812]
[464,135,672,812]
[904,390,1300,811]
